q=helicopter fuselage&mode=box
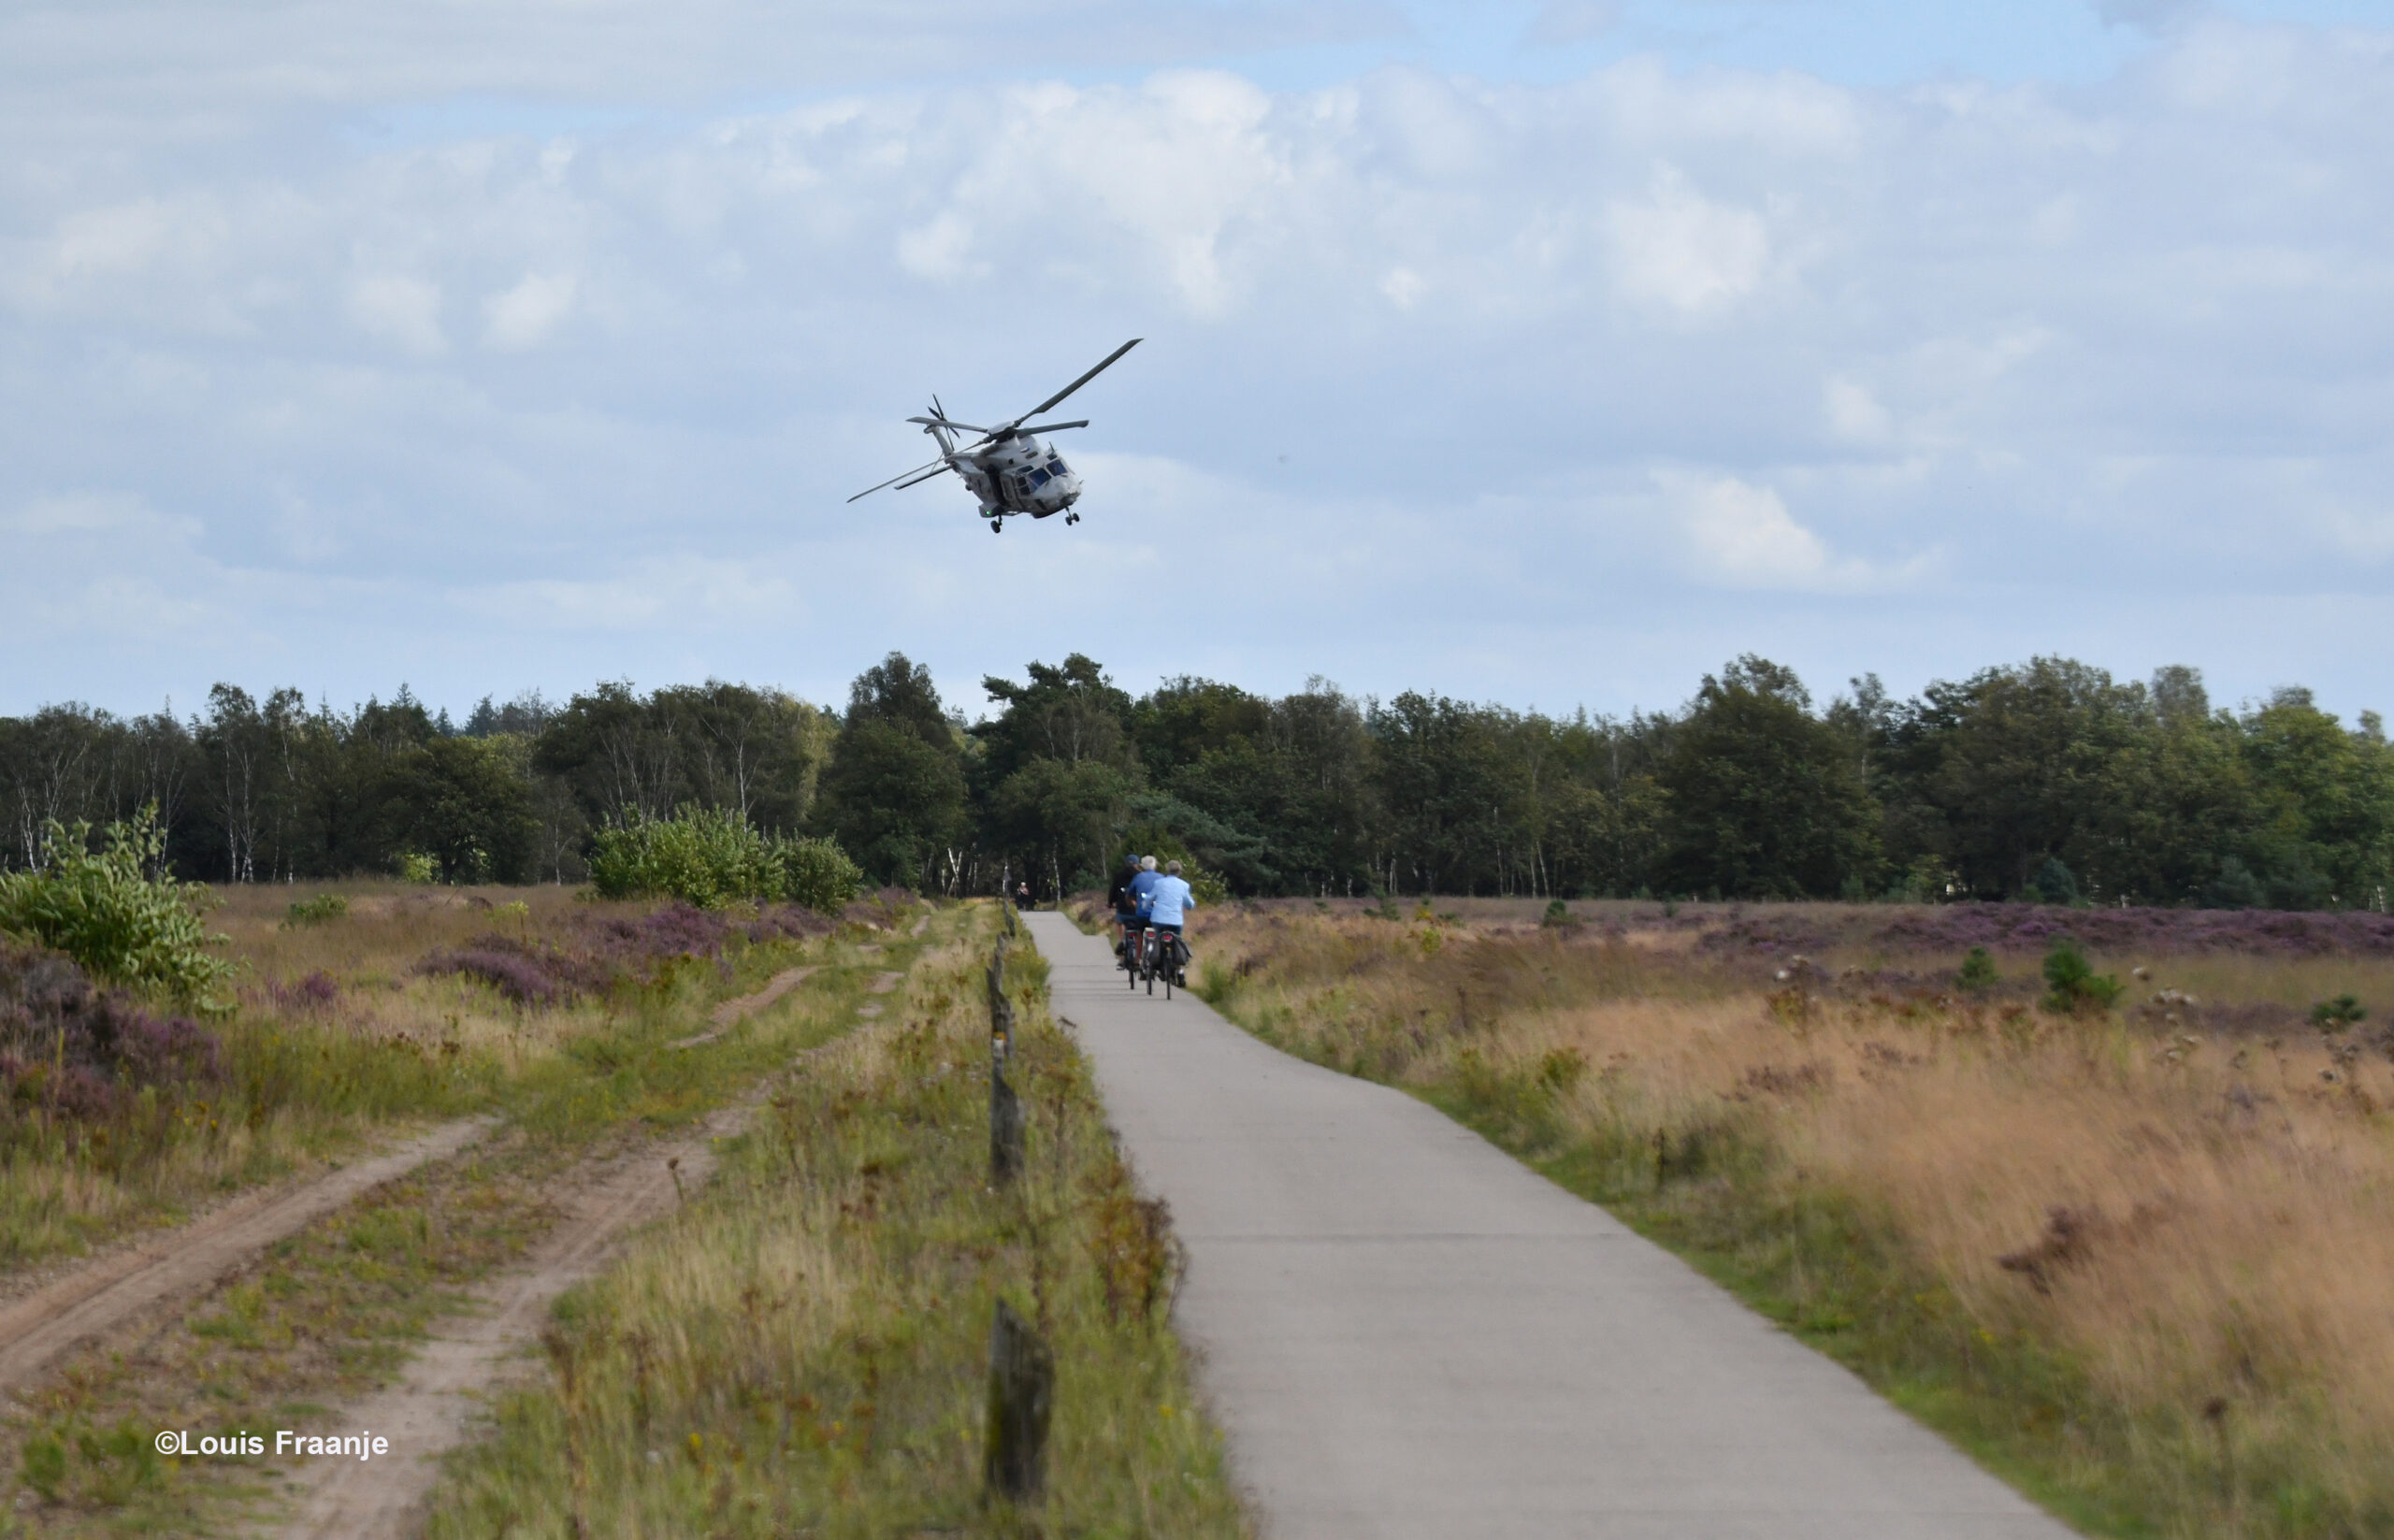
[953,435,1082,521]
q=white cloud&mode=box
[897,212,979,282]
[7,491,197,540]
[1824,377,1893,443]
[1659,470,1936,594]
[349,272,445,354]
[52,199,183,279]
[1606,166,1770,315]
[1666,472,1830,587]
[461,554,798,630]
[481,271,578,350]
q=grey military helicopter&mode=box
[847,338,1140,532]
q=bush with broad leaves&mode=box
[587,806,862,913]
[0,806,234,1012]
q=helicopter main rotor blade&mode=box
[1010,420,1089,436]
[908,415,991,434]
[847,455,953,502]
[892,461,959,490]
[1018,338,1141,424]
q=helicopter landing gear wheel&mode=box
[1065,512,1078,525]
[990,518,1002,534]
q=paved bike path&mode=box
[1024,913,2073,1539]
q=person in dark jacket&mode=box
[1106,854,1143,968]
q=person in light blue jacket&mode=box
[1144,859,1195,985]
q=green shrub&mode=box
[395,852,439,885]
[283,894,350,928]
[2311,994,2367,1031]
[2026,856,2079,905]
[588,806,861,913]
[1541,898,1572,928]
[0,807,235,1009]
[2041,940,2121,1015]
[775,834,866,913]
[1956,946,1998,994]
[1187,863,1231,908]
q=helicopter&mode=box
[847,338,1141,532]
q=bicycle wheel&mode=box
[1127,928,1140,987]
[1144,930,1156,995]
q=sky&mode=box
[3,0,2390,727]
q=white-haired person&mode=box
[1144,858,1195,986]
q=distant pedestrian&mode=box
[1014,881,1033,913]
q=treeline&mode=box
[0,682,827,886]
[5,654,2390,909]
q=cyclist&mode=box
[1106,854,1144,969]
[1145,859,1195,986]
[1126,856,1163,973]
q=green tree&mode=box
[991,756,1136,898]
[2237,688,2394,907]
[1166,680,1378,897]
[814,654,968,890]
[1656,657,1881,900]
[973,655,1142,896]
[1368,693,1527,895]
[1874,658,2149,899]
[382,736,538,883]
[1130,677,1273,784]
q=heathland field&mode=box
[1169,896,2394,1540]
[0,881,1236,1536]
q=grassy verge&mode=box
[425,911,1248,1538]
[1194,906,2394,1540]
[0,883,870,1271]
[0,914,929,1537]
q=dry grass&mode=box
[1192,903,2394,1539]
[0,900,911,1536]
[428,913,1247,1539]
[0,880,788,1271]
[216,880,642,1062]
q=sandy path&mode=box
[268,1011,898,1537]
[0,1117,491,1399]
[269,1122,730,1539]
[671,964,816,1049]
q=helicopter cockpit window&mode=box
[1049,458,1069,476]
[1030,468,1051,486]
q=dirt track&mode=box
[266,961,893,1537]
[267,1113,740,1539]
[671,963,816,1049]
[0,1116,492,1399]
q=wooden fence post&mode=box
[989,937,1023,1181]
[984,1298,1053,1502]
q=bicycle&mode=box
[1142,926,1184,999]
